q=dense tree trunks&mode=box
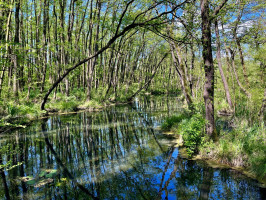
[227,47,251,98]
[214,20,233,110]
[127,54,168,101]
[0,1,13,96]
[1,0,263,136]
[167,22,193,110]
[170,45,193,110]
[39,2,183,109]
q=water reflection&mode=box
[0,96,265,199]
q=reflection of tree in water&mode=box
[0,97,265,199]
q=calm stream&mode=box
[0,96,265,199]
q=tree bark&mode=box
[201,0,215,137]
[13,0,20,98]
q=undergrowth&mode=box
[161,110,205,157]
[162,103,266,182]
[200,122,266,181]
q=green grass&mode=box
[161,112,191,131]
[199,121,266,181]
[162,103,266,181]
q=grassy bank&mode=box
[0,88,106,133]
[0,85,179,133]
[161,108,266,184]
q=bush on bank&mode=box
[161,107,266,181]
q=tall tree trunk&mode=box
[215,20,233,110]
[41,0,49,93]
[235,37,249,86]
[201,0,215,137]
[189,42,195,97]
[13,0,20,98]
[259,88,266,121]
[167,23,193,110]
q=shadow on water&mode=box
[0,96,265,199]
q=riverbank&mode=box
[161,122,266,187]
[0,89,181,134]
[0,98,131,134]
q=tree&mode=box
[40,0,188,110]
[200,0,228,137]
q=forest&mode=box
[0,0,265,199]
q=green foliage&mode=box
[79,99,102,109]
[91,86,108,102]
[0,144,23,171]
[5,102,45,118]
[161,113,190,131]
[47,95,80,112]
[180,113,205,157]
[0,100,46,129]
[72,88,86,100]
[162,110,205,157]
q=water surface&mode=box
[0,96,265,199]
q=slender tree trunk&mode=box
[170,46,193,110]
[235,37,249,86]
[167,23,193,110]
[232,4,249,87]
[0,1,13,96]
[13,0,20,98]
[227,47,251,98]
[215,20,233,110]
[41,0,49,93]
[189,42,195,97]
[259,88,266,121]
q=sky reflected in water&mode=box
[0,96,265,199]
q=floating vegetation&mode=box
[19,169,58,188]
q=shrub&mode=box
[180,113,205,157]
